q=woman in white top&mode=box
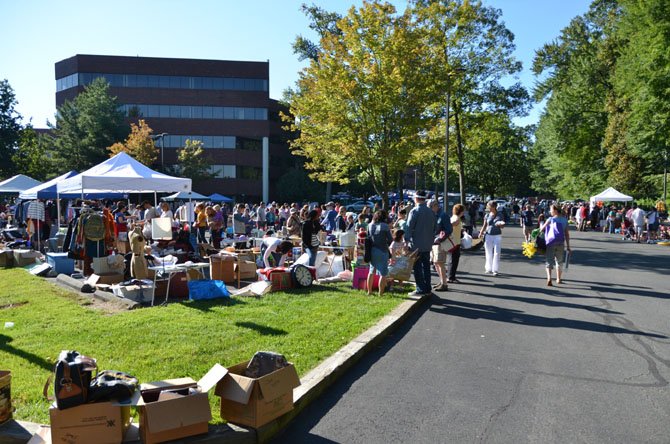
[447,204,465,283]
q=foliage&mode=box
[176,139,213,184]
[108,119,158,165]
[0,270,405,424]
[285,2,436,207]
[462,113,532,198]
[11,126,55,181]
[0,79,22,177]
[50,78,127,171]
[276,167,325,203]
[531,0,670,200]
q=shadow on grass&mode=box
[0,334,52,371]
[177,296,247,312]
[235,321,288,336]
[430,297,667,338]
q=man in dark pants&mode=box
[406,191,436,296]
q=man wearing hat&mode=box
[406,191,436,296]
[286,207,302,237]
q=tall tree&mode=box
[12,126,55,181]
[50,78,127,171]
[176,139,213,185]
[285,1,437,208]
[108,119,158,165]
[0,79,22,177]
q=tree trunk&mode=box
[454,102,466,206]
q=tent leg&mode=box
[154,192,157,207]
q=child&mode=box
[389,229,408,259]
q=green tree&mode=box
[276,167,326,203]
[285,1,436,208]
[107,119,158,165]
[12,126,55,181]
[176,139,213,185]
[0,79,22,177]
[50,78,127,171]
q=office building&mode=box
[55,54,295,201]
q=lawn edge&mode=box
[1,292,428,444]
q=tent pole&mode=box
[154,191,157,207]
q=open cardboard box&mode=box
[13,249,40,267]
[215,361,301,428]
[130,364,228,444]
[49,400,131,444]
[88,272,125,286]
[234,261,257,280]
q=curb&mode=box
[2,293,428,443]
[54,274,139,310]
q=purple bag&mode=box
[545,218,565,247]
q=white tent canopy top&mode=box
[57,152,191,194]
[590,187,633,203]
[163,190,208,201]
[0,174,42,193]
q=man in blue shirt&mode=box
[406,191,436,296]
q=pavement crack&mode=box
[479,373,524,444]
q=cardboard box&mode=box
[89,272,125,285]
[216,361,301,428]
[92,255,125,275]
[0,370,11,424]
[0,250,14,268]
[111,283,153,303]
[210,254,236,283]
[116,241,130,255]
[13,249,40,267]
[132,364,228,444]
[49,401,131,444]
[234,260,257,280]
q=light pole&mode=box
[444,68,464,212]
[151,133,168,170]
[413,168,418,191]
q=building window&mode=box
[209,165,236,179]
[56,72,268,92]
[125,104,268,121]
[239,166,262,180]
[163,135,238,149]
[236,137,262,151]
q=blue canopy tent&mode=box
[208,193,234,203]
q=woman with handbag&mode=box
[302,209,321,266]
[447,204,465,283]
[539,204,571,286]
[479,201,505,276]
[430,200,452,291]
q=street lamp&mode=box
[150,133,168,169]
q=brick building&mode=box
[55,54,294,201]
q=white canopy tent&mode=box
[163,190,208,201]
[0,174,42,193]
[590,187,633,205]
[57,152,191,195]
[56,152,193,224]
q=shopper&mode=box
[479,201,505,276]
[194,203,208,243]
[430,199,452,292]
[302,209,321,266]
[539,204,571,286]
[406,191,436,296]
[259,237,294,268]
[286,208,302,237]
[367,210,393,296]
[447,204,465,283]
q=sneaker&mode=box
[484,271,493,275]
[492,272,499,276]
[407,290,427,297]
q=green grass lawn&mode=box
[0,269,408,424]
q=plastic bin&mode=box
[46,252,75,275]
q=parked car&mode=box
[346,201,375,212]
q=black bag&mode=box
[88,370,139,403]
[245,352,288,378]
[45,350,97,410]
[364,236,373,263]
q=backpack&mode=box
[545,218,565,247]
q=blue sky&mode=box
[1,0,590,128]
